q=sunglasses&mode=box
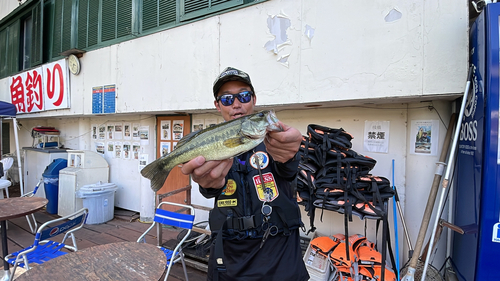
[216,91,254,106]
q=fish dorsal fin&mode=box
[176,130,198,148]
[223,137,245,148]
[176,118,242,149]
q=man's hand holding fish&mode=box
[181,157,232,189]
[264,121,302,163]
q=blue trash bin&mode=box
[42,158,68,214]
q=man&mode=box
[181,67,309,281]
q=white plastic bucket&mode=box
[76,182,117,224]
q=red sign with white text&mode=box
[9,59,70,113]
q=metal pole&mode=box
[1,220,11,281]
[12,118,24,195]
[420,68,473,281]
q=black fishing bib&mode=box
[209,143,303,239]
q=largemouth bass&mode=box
[141,110,283,191]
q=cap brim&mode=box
[213,76,254,98]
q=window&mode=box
[141,0,244,32]
[0,0,262,79]
[51,0,72,58]
[0,0,43,78]
[142,0,177,31]
[102,0,133,42]
[77,0,135,47]
[2,21,21,77]
[22,15,33,69]
[180,0,243,22]
[77,0,100,48]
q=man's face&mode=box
[214,80,256,121]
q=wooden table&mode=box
[0,197,48,281]
[17,241,167,280]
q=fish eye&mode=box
[258,112,264,117]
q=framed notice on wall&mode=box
[92,84,116,114]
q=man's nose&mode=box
[232,99,242,108]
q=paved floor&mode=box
[1,184,207,281]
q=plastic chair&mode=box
[21,178,44,233]
[0,157,14,199]
[4,208,88,280]
[137,201,195,281]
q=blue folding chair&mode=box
[21,178,44,233]
[137,201,195,281]
[4,208,88,280]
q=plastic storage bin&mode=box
[76,182,117,224]
[303,234,332,281]
[42,158,68,214]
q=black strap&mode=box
[380,208,387,281]
[213,223,228,281]
[305,168,317,235]
[374,200,397,281]
[343,188,351,262]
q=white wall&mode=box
[0,1,21,20]
[0,0,468,115]
[12,115,157,221]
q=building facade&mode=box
[0,0,469,269]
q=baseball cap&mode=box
[213,67,255,99]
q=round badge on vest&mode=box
[250,151,269,170]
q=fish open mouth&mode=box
[267,123,283,132]
[266,110,283,132]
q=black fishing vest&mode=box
[209,143,303,239]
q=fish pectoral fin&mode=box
[223,137,245,148]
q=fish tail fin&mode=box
[140,159,171,192]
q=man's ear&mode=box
[214,100,222,112]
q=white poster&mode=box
[124,123,132,140]
[410,120,440,155]
[132,123,140,140]
[92,125,97,140]
[95,142,105,154]
[123,142,131,160]
[139,154,148,171]
[173,120,184,140]
[107,142,114,158]
[115,123,123,139]
[132,143,140,160]
[138,126,150,145]
[107,124,115,140]
[161,142,171,156]
[363,121,390,153]
[114,141,122,158]
[192,119,204,132]
[98,125,106,140]
[161,120,171,140]
[205,118,218,128]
